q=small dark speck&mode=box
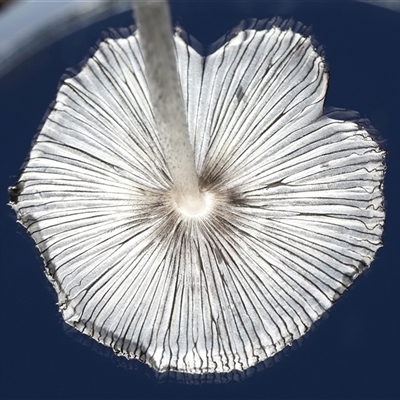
[8,184,23,204]
[214,247,223,264]
[357,259,368,273]
[267,180,285,189]
[236,85,245,102]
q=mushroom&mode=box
[8,0,385,375]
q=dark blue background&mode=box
[1,1,399,399]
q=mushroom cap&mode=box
[9,19,385,374]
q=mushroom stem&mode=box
[133,0,205,215]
